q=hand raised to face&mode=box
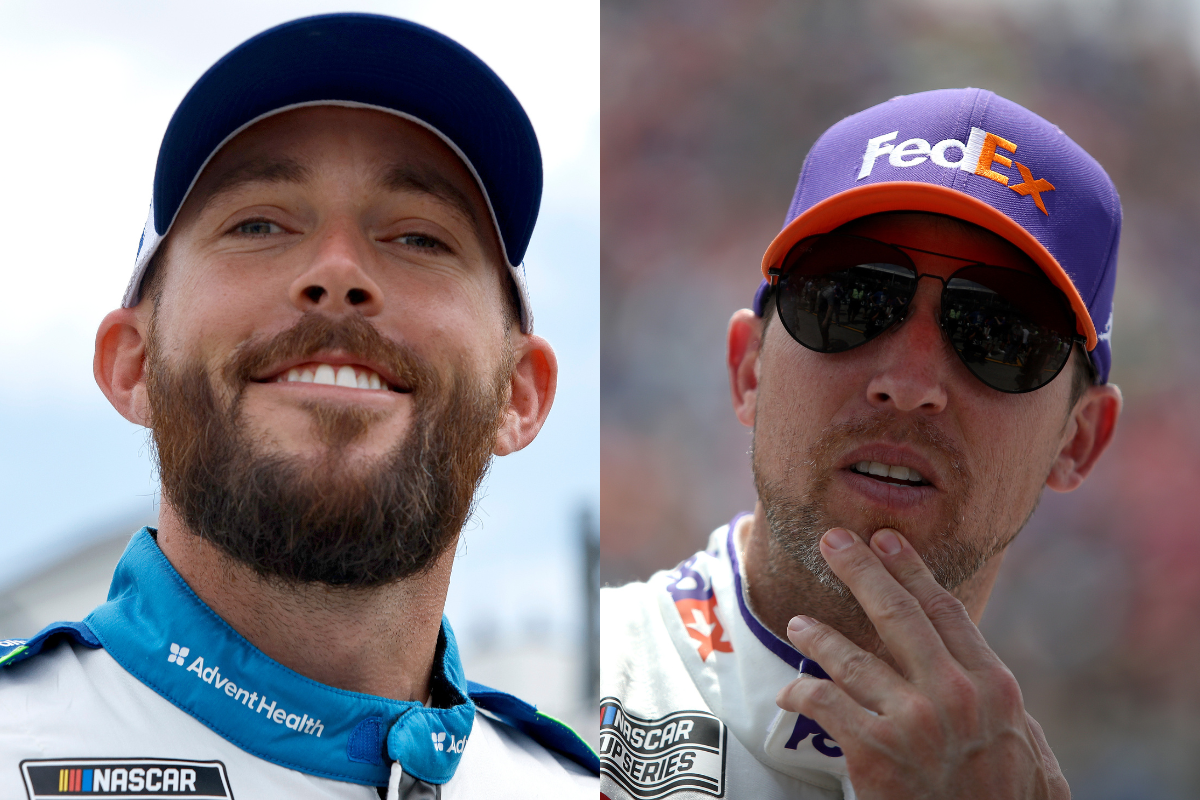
[775,526,1070,800]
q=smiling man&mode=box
[0,14,596,799]
[600,89,1122,799]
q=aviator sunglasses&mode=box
[768,233,1084,393]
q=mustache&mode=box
[804,414,969,486]
[221,311,436,395]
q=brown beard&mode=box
[145,311,510,588]
[753,415,991,614]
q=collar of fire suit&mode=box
[83,527,474,787]
[661,514,853,793]
[725,514,832,681]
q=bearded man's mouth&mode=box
[255,361,412,393]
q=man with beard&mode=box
[0,14,597,799]
[600,89,1122,799]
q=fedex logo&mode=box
[858,127,1056,214]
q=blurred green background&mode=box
[601,0,1200,795]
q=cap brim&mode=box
[760,182,1098,350]
[126,14,541,332]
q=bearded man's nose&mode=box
[289,225,384,316]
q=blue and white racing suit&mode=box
[0,528,597,799]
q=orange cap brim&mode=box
[760,182,1097,350]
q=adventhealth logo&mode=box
[858,127,1057,214]
[431,730,467,754]
[166,642,324,738]
[167,643,190,664]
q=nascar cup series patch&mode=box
[20,759,233,799]
[599,698,726,800]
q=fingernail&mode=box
[874,528,902,556]
[788,615,815,633]
[824,528,855,550]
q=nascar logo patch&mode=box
[20,759,233,798]
[600,698,726,800]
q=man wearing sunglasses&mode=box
[600,88,1121,799]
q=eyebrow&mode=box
[195,156,312,216]
[378,163,480,227]
[192,155,483,231]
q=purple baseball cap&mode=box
[124,13,542,332]
[754,88,1121,383]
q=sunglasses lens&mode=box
[776,236,917,353]
[942,267,1076,393]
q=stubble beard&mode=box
[146,311,511,588]
[752,415,996,637]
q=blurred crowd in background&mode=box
[601,0,1200,795]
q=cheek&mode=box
[759,329,867,420]
[378,258,507,325]
[753,340,851,474]
[155,255,272,359]
[961,398,1066,525]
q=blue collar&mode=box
[84,528,474,786]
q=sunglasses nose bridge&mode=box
[901,272,950,327]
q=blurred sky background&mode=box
[603,0,1200,795]
[0,0,598,720]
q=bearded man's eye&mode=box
[394,234,444,250]
[237,220,284,236]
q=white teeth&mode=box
[854,461,925,483]
[313,364,336,386]
[281,363,387,391]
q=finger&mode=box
[783,614,908,713]
[868,528,1001,672]
[819,527,951,676]
[775,670,877,749]
[1025,711,1070,798]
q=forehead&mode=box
[182,105,489,226]
[835,213,1039,277]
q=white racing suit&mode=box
[600,514,857,800]
[0,528,598,799]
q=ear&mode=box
[94,307,152,427]
[493,333,557,456]
[1046,383,1122,492]
[728,309,764,428]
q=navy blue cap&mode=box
[125,13,543,331]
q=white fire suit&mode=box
[0,528,597,799]
[600,514,856,800]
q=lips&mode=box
[850,460,926,485]
[276,362,387,391]
[839,445,940,491]
[254,354,411,393]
